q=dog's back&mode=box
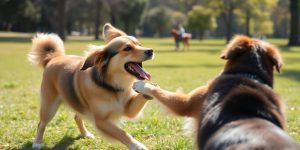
[205,118,299,150]
[198,76,300,150]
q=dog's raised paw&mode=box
[133,81,145,93]
[32,143,43,150]
[133,81,155,95]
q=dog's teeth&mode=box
[130,66,135,71]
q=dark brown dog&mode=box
[134,35,300,149]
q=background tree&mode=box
[252,16,273,38]
[95,0,101,40]
[119,0,147,34]
[57,0,66,40]
[38,0,67,40]
[187,5,216,39]
[0,0,298,42]
[207,0,243,42]
[235,0,276,36]
[288,0,300,46]
[143,6,173,37]
[272,0,289,38]
[65,0,97,36]
[172,11,187,26]
[106,0,124,26]
[0,0,39,32]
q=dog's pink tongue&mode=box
[129,63,151,80]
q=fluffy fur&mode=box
[29,33,65,67]
[134,35,300,150]
[29,23,153,150]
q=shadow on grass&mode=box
[281,69,300,82]
[154,49,220,54]
[156,42,224,46]
[0,36,96,43]
[0,37,31,43]
[284,57,300,65]
[277,45,300,53]
[19,135,81,150]
[146,63,222,69]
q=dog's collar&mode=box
[234,73,267,85]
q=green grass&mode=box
[0,33,299,149]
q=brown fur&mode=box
[29,23,153,150]
[134,35,300,149]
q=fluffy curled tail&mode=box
[28,33,65,68]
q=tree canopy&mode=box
[187,5,216,39]
[0,0,298,45]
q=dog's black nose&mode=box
[145,49,153,57]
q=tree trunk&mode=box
[57,0,66,40]
[223,10,233,43]
[110,11,116,26]
[95,0,101,40]
[288,0,300,46]
[66,20,73,35]
[199,30,204,40]
[124,19,130,34]
[159,26,163,37]
[245,11,251,36]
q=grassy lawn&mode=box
[0,33,299,149]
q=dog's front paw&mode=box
[129,142,148,150]
[32,143,43,150]
[133,81,152,95]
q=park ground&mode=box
[0,32,299,149]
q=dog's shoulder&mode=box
[199,75,286,148]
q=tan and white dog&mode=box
[28,23,153,150]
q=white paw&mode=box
[129,142,148,150]
[133,81,154,95]
[32,143,43,150]
[83,132,95,139]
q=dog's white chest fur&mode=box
[91,90,134,120]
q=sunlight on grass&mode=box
[0,36,299,149]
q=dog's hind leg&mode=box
[33,82,61,150]
[74,114,94,138]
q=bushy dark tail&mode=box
[28,33,65,68]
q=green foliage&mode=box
[143,6,173,37]
[206,0,244,15]
[187,5,216,38]
[172,11,187,26]
[205,0,244,42]
[118,0,148,34]
[272,0,290,37]
[0,0,39,31]
[235,0,277,35]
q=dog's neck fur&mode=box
[223,68,273,88]
[91,68,124,92]
[233,73,269,86]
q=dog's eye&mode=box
[123,46,132,51]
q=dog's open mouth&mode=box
[125,62,151,80]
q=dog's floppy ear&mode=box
[80,46,105,70]
[220,35,252,60]
[102,23,126,43]
[265,43,283,73]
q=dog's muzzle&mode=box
[144,49,153,59]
